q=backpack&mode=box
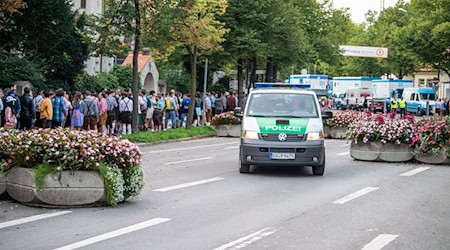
[165,97,171,110]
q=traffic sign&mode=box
[433,77,439,85]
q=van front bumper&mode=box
[240,139,325,167]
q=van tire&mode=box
[418,108,425,116]
[312,161,325,176]
[239,157,250,173]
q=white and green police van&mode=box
[237,83,326,175]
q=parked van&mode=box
[403,87,436,115]
[342,88,372,110]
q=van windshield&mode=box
[420,93,436,100]
[246,93,319,118]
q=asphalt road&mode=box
[1,138,449,250]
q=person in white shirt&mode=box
[119,93,133,135]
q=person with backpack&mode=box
[97,92,108,135]
[3,96,17,129]
[106,90,119,136]
[51,89,67,128]
[39,90,53,129]
[81,91,99,131]
[165,93,177,129]
[145,90,155,132]
[214,92,224,115]
[33,90,44,128]
[119,93,133,135]
[180,94,190,128]
[153,94,164,132]
[138,90,147,131]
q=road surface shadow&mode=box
[248,165,316,177]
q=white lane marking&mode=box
[181,138,219,143]
[225,146,239,150]
[213,227,279,250]
[362,234,398,250]
[165,156,214,165]
[54,218,171,250]
[0,211,72,230]
[400,167,430,177]
[333,187,379,204]
[337,152,350,156]
[153,177,224,192]
[143,142,238,154]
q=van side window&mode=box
[410,93,415,100]
[416,94,419,101]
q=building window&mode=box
[427,79,433,87]
[419,79,425,86]
[81,0,86,9]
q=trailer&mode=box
[331,77,374,97]
[372,79,413,99]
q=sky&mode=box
[332,0,400,23]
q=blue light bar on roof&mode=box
[253,82,311,89]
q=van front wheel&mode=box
[239,157,250,174]
[312,161,325,176]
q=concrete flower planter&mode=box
[414,148,450,165]
[6,167,107,207]
[326,126,348,139]
[216,124,241,137]
[0,173,7,199]
[350,141,414,162]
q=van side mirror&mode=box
[322,111,333,119]
[234,107,243,117]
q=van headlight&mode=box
[307,132,324,140]
[242,130,259,140]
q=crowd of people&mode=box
[0,83,241,135]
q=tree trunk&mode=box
[132,0,141,133]
[250,57,257,85]
[186,46,197,130]
[99,54,103,74]
[237,58,244,108]
[265,57,273,82]
[273,64,278,82]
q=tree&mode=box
[0,52,45,90]
[404,0,450,79]
[0,0,26,30]
[143,0,228,129]
[0,0,90,91]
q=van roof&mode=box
[251,88,316,95]
[403,87,435,93]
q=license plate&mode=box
[270,153,296,160]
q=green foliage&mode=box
[0,0,90,91]
[0,53,45,90]
[95,73,119,91]
[122,165,144,197]
[98,163,125,206]
[123,126,216,143]
[74,72,98,92]
[34,163,57,191]
[110,65,134,90]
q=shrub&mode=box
[99,163,125,206]
[211,111,241,125]
[325,111,370,128]
[123,165,145,197]
[414,117,450,156]
[347,114,416,145]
